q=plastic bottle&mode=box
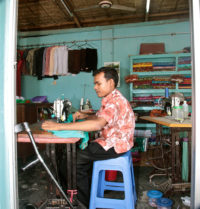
[182,100,189,119]
[182,138,189,182]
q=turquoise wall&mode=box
[0,1,9,209]
[18,19,191,110]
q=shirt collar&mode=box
[102,89,118,106]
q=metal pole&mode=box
[189,0,200,208]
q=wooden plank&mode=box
[140,116,192,128]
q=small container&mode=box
[105,170,117,181]
[172,106,184,121]
[147,190,163,207]
[157,197,173,209]
[182,100,189,119]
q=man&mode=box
[42,67,135,208]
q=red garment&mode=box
[17,50,24,96]
[94,89,135,153]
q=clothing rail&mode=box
[17,32,190,49]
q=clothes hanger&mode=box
[68,41,80,49]
[78,40,95,49]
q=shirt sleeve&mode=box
[97,103,116,124]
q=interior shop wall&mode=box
[18,19,191,110]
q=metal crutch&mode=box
[15,122,74,209]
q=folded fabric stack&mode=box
[131,95,163,107]
[133,62,153,72]
[134,129,152,138]
[179,76,191,89]
[178,56,191,71]
[152,62,175,71]
[133,77,152,89]
[132,76,175,89]
[124,74,138,83]
[132,61,175,72]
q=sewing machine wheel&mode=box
[147,135,172,172]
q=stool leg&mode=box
[122,165,135,209]
[89,165,98,209]
[131,163,137,205]
[98,170,106,197]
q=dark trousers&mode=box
[76,142,124,207]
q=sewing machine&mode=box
[52,99,72,123]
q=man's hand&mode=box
[41,120,61,131]
[72,112,87,122]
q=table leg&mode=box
[188,130,191,181]
[171,128,176,182]
[72,143,77,189]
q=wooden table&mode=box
[17,123,81,203]
[140,116,192,191]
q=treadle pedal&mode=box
[38,198,78,209]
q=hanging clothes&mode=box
[68,49,81,74]
[16,50,24,96]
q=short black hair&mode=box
[93,67,119,88]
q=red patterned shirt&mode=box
[94,89,135,153]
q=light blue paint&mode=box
[18,19,191,110]
[0,0,10,208]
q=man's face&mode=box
[94,72,114,97]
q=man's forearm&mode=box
[58,118,105,132]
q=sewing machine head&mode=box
[52,99,72,123]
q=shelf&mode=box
[129,52,191,60]
[129,53,192,134]
[131,70,191,76]
[136,123,156,128]
[133,106,162,111]
[131,88,192,94]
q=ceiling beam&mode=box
[18,21,76,31]
[149,10,189,17]
[18,10,189,31]
[56,0,81,28]
[80,10,189,25]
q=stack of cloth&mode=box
[132,61,175,72]
[132,77,152,89]
[179,76,191,89]
[132,76,175,89]
[152,76,175,89]
[134,129,152,138]
[178,56,191,71]
[131,95,162,107]
[133,62,153,72]
[124,74,138,83]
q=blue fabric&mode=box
[48,114,89,150]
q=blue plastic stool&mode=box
[89,151,137,209]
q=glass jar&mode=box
[172,106,184,122]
